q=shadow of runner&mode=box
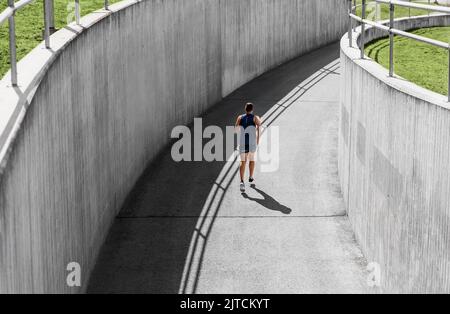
[242,185,292,215]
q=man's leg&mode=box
[239,153,247,182]
[248,152,256,180]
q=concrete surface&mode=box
[0,0,348,293]
[340,16,450,293]
[220,0,348,96]
[88,43,370,294]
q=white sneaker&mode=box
[240,182,245,192]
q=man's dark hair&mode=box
[245,102,254,113]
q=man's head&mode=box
[245,102,254,113]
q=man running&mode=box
[235,103,262,192]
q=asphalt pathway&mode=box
[87,42,370,294]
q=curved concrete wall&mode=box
[0,0,347,293]
[339,15,450,293]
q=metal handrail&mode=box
[0,0,110,86]
[352,0,449,19]
[348,0,450,102]
[378,0,450,13]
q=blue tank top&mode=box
[240,114,255,129]
[239,114,256,151]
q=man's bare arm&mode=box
[255,116,262,145]
[235,116,242,132]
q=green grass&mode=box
[366,26,450,96]
[355,0,444,21]
[0,0,121,78]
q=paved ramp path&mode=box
[88,42,369,294]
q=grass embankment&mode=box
[366,26,450,96]
[0,0,121,78]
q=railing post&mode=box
[105,0,109,10]
[376,1,380,22]
[348,0,353,48]
[360,0,366,59]
[7,0,17,86]
[44,0,51,49]
[408,0,411,18]
[448,48,450,102]
[389,1,394,77]
[49,0,55,31]
[75,0,80,25]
